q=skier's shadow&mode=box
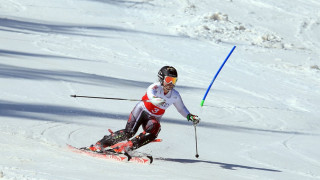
[156,158,281,172]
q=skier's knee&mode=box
[144,119,161,137]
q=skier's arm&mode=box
[174,92,200,125]
[146,83,166,106]
[173,93,190,118]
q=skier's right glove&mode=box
[187,113,200,125]
[150,96,166,106]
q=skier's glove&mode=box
[150,97,166,106]
[187,113,200,125]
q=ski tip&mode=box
[66,144,75,149]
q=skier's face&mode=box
[163,82,175,92]
[163,83,174,92]
[163,76,177,92]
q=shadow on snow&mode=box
[0,63,204,91]
[0,100,317,136]
[0,100,127,125]
[0,49,89,61]
[156,157,281,172]
[0,17,180,38]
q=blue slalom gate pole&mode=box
[200,46,236,107]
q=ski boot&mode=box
[108,141,134,154]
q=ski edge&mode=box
[67,144,153,164]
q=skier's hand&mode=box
[187,113,200,125]
[150,97,166,106]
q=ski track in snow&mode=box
[1,0,320,179]
[238,133,320,179]
[282,136,320,169]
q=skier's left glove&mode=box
[187,113,200,125]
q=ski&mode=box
[67,144,153,164]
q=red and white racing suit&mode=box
[99,82,191,150]
[124,82,190,147]
[141,82,190,118]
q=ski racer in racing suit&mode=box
[88,66,200,153]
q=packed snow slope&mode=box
[1,0,320,179]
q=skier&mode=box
[88,66,200,153]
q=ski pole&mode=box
[70,95,141,101]
[194,125,199,158]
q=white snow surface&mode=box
[1,0,320,179]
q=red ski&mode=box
[67,144,153,164]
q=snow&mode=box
[1,0,320,179]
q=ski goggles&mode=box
[164,76,177,85]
